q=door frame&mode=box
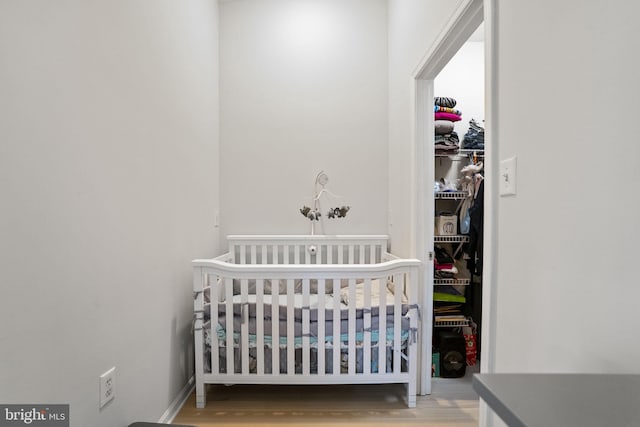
[411,0,498,397]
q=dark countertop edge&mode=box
[472,374,527,427]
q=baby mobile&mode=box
[300,171,350,235]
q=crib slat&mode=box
[348,278,356,375]
[240,246,246,265]
[327,245,333,264]
[337,244,344,265]
[317,279,326,376]
[333,279,341,375]
[408,268,418,402]
[287,279,295,375]
[250,245,257,265]
[272,244,278,264]
[393,274,402,374]
[363,278,372,375]
[302,279,310,375]
[230,243,237,263]
[348,245,355,264]
[272,278,279,374]
[378,277,386,374]
[225,277,234,374]
[241,279,249,374]
[193,269,207,408]
[359,245,365,264]
[284,244,290,264]
[211,274,219,374]
[256,279,265,375]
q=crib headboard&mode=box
[226,235,391,265]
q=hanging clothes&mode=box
[466,178,484,276]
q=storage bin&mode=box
[435,215,457,235]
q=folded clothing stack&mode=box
[462,118,484,150]
[434,97,462,153]
[434,245,457,279]
[434,246,466,304]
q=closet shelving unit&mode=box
[432,153,484,331]
[434,192,470,265]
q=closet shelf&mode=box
[435,149,484,160]
[434,317,470,327]
[435,191,468,200]
[434,235,470,243]
[434,278,471,286]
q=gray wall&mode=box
[0,1,220,426]
[219,0,389,238]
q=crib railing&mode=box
[226,234,390,265]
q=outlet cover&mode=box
[99,367,115,408]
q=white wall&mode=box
[434,41,484,147]
[434,40,484,184]
[219,0,388,238]
[0,2,220,426]
[390,1,640,425]
[387,0,459,257]
[492,0,640,373]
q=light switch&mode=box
[499,157,517,196]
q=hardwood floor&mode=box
[172,368,479,427]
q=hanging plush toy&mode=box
[328,206,350,218]
[308,210,321,221]
[301,205,322,221]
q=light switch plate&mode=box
[499,157,517,196]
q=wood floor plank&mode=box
[173,370,479,426]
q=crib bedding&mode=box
[207,280,411,336]
[212,306,410,335]
[212,311,409,337]
[207,280,413,357]
[208,278,407,317]
[207,325,410,349]
[210,327,409,376]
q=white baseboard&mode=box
[158,375,195,424]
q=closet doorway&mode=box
[412,0,497,400]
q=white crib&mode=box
[192,235,421,408]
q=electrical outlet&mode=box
[99,367,115,408]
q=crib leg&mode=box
[195,378,206,409]
[406,382,417,408]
